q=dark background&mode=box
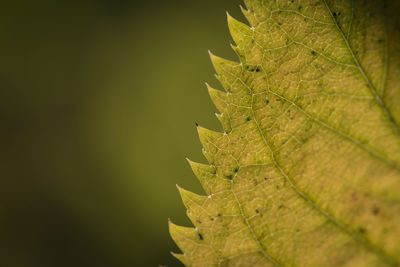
[0,0,245,266]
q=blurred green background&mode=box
[0,0,245,266]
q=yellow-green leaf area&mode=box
[170,0,400,266]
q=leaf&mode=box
[169,0,400,266]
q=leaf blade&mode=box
[171,0,400,266]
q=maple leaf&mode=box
[169,0,400,266]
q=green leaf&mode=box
[169,0,400,266]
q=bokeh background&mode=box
[0,0,246,266]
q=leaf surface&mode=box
[170,0,400,266]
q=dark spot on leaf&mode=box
[372,207,380,215]
[351,192,358,202]
[298,6,302,10]
[196,219,202,224]
[226,174,233,180]
[278,22,282,25]
[210,217,214,221]
[234,167,239,173]
[311,50,316,55]
[255,209,259,213]
[266,99,270,105]
[358,227,366,234]
[333,12,337,18]
[264,177,268,181]
[198,233,204,240]
[246,116,251,122]
[276,185,280,190]
[279,204,284,209]
[217,213,222,217]
[378,38,384,43]
[255,67,261,72]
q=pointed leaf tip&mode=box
[175,184,181,191]
[226,10,231,19]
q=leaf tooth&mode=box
[208,50,240,72]
[177,185,208,211]
[186,158,216,194]
[239,4,251,18]
[169,220,218,266]
[205,83,232,133]
[214,112,232,133]
[208,50,242,85]
[168,219,196,241]
[240,3,258,26]
[170,252,190,266]
[186,158,232,195]
[230,43,246,63]
[176,185,219,237]
[227,11,253,48]
[206,83,229,113]
[196,125,224,156]
[168,220,198,257]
